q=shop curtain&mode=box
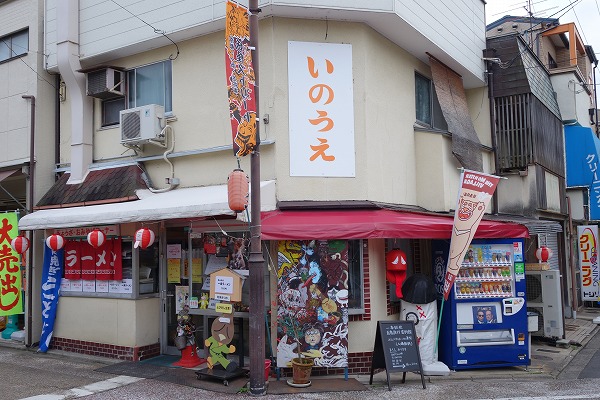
[64,241,81,279]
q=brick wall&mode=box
[50,337,160,361]
[275,351,375,377]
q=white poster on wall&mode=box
[578,225,600,301]
[288,41,355,177]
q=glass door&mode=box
[161,226,206,356]
[161,227,187,355]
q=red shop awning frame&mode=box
[260,209,529,241]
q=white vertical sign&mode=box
[288,41,355,177]
[578,225,600,301]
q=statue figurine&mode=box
[199,293,209,309]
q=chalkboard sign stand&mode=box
[368,320,426,390]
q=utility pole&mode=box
[248,0,266,395]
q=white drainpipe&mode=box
[56,0,93,184]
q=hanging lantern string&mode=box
[210,217,251,249]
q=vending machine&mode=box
[433,238,529,370]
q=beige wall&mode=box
[348,239,393,353]
[59,17,488,213]
[54,297,160,347]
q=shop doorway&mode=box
[160,226,205,356]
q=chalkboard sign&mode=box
[369,320,425,390]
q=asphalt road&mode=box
[2,332,600,400]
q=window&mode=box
[60,237,159,299]
[276,240,365,314]
[101,60,172,127]
[0,29,28,63]
[346,240,364,312]
[415,72,448,130]
[548,53,557,69]
[128,61,173,111]
[102,97,125,126]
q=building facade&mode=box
[12,0,540,375]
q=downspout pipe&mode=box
[55,75,61,168]
[56,0,93,184]
[22,95,35,347]
[486,59,500,214]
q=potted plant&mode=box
[280,308,316,386]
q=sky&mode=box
[485,0,600,54]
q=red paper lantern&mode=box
[87,229,105,248]
[535,246,553,262]
[46,234,65,251]
[11,235,30,254]
[227,169,249,213]
[135,228,155,249]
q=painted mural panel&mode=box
[276,240,349,368]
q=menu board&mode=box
[369,320,425,390]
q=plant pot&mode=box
[291,357,313,384]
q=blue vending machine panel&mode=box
[433,239,529,370]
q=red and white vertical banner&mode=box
[443,170,500,300]
[225,0,257,157]
[578,225,599,301]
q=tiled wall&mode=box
[50,337,160,361]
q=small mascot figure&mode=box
[199,293,209,309]
[205,316,238,372]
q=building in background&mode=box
[486,15,599,333]
[0,0,57,346]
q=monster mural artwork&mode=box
[276,240,349,368]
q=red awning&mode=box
[260,209,529,240]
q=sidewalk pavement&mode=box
[362,307,600,387]
[1,308,598,395]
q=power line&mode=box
[109,0,180,60]
[0,39,57,90]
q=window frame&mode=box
[60,239,160,300]
[415,72,448,131]
[100,59,173,127]
[346,239,365,314]
[0,28,28,64]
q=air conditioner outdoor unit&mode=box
[120,104,165,146]
[86,68,125,99]
[525,269,564,338]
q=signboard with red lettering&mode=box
[578,225,599,301]
[288,41,355,177]
[443,170,500,300]
[0,213,22,316]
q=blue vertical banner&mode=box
[39,244,63,353]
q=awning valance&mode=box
[18,180,276,230]
[260,209,529,240]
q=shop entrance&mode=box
[161,226,205,356]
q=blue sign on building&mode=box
[565,125,600,220]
